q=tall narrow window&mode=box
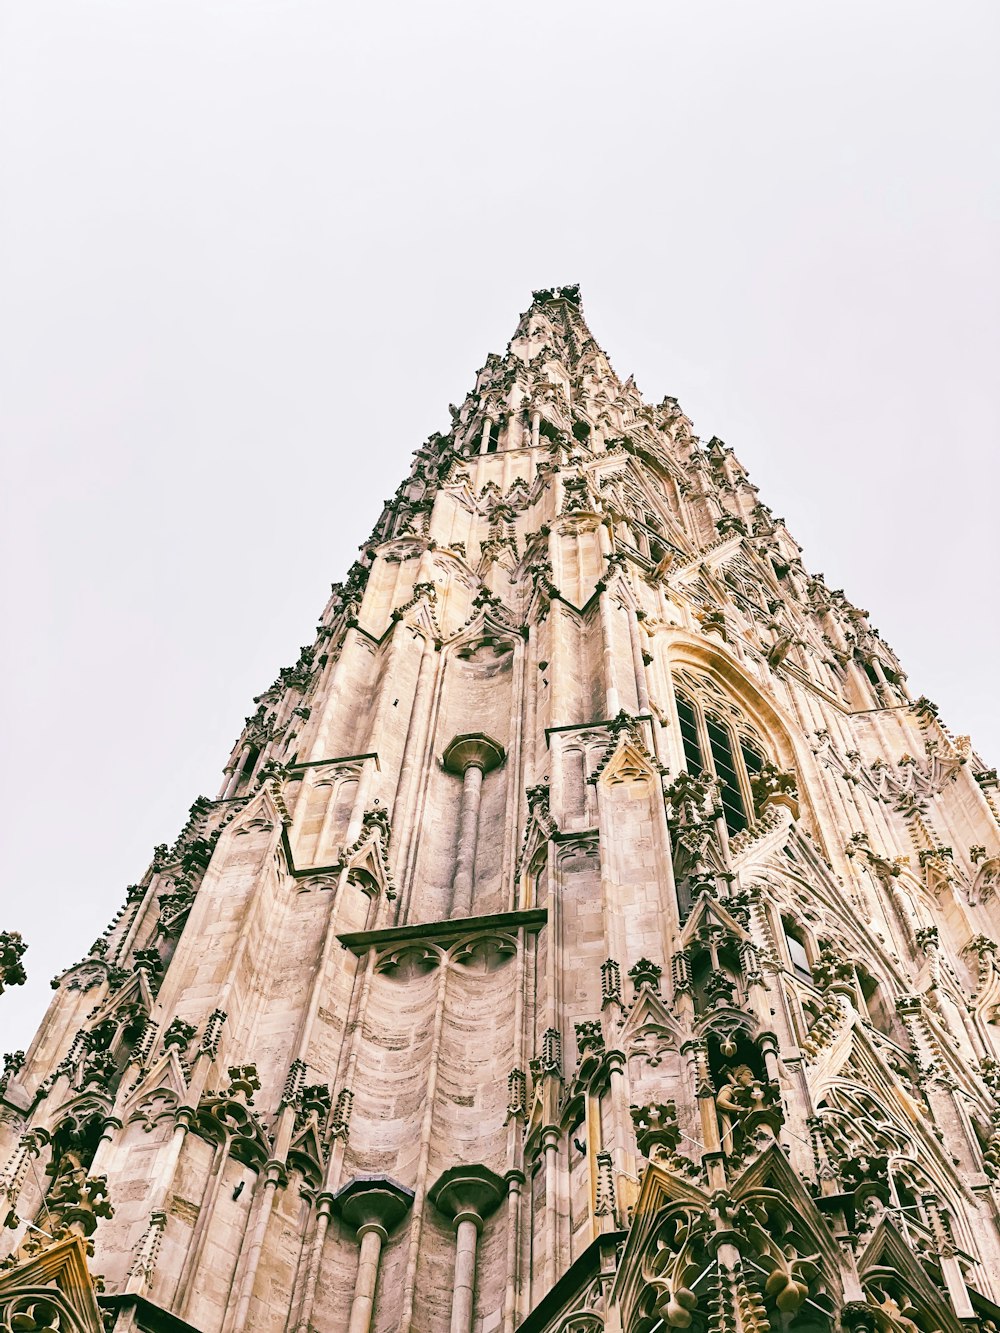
[706,713,747,833]
[671,671,782,839]
[783,922,812,982]
[740,740,763,780]
[644,513,667,566]
[675,693,704,776]
[240,745,260,784]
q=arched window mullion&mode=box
[672,674,782,839]
[705,712,748,835]
[736,733,763,829]
[675,691,705,777]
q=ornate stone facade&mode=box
[3,286,1000,1333]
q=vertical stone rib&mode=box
[397,958,449,1333]
[597,592,620,717]
[225,1163,282,1333]
[175,1138,229,1314]
[391,636,438,920]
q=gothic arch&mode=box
[666,636,802,778]
[857,1221,965,1333]
[813,1076,975,1249]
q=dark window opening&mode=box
[648,534,667,565]
[675,693,704,776]
[858,966,894,1035]
[741,740,763,778]
[240,745,260,782]
[893,1173,921,1218]
[706,714,747,834]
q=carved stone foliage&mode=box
[192,1068,270,1170]
[630,1201,714,1332]
[813,730,967,810]
[0,935,27,997]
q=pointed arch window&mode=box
[483,418,502,453]
[673,673,768,837]
[782,919,813,982]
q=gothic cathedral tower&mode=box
[3,288,1000,1333]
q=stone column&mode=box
[605,1049,638,1216]
[626,605,650,714]
[429,1164,505,1333]
[443,735,505,918]
[333,1175,414,1333]
[541,1125,560,1290]
[454,765,484,909]
[480,416,494,455]
[222,746,252,798]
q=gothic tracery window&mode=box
[673,671,767,836]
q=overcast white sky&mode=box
[2,1,998,1051]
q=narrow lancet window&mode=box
[675,693,704,776]
[706,713,747,834]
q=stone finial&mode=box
[281,1058,307,1107]
[331,1088,354,1139]
[600,958,623,1010]
[200,1009,227,1058]
[630,1101,680,1160]
[0,932,27,997]
[594,1150,618,1225]
[540,1028,562,1076]
[163,1018,197,1051]
[628,958,662,995]
[506,1068,527,1121]
[574,1021,605,1060]
[226,1065,261,1103]
[132,948,162,978]
[0,1049,25,1097]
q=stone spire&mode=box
[2,288,999,1333]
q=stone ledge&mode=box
[338,907,547,955]
[100,1295,204,1333]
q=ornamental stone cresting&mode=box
[3,287,1000,1333]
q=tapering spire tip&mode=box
[530,284,582,309]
